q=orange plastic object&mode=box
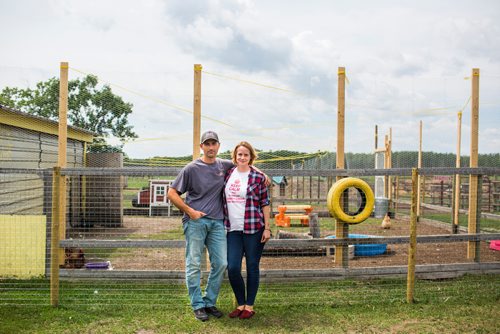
[274,205,312,227]
[275,213,290,227]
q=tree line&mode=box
[124,150,500,169]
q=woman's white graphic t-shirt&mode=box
[224,170,249,231]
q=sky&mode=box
[1,0,499,158]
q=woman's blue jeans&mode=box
[184,218,227,311]
[226,229,265,306]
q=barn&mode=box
[0,103,94,214]
[0,104,95,278]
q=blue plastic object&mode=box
[85,262,109,269]
[326,234,387,256]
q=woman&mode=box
[223,141,271,319]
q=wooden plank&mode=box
[58,166,500,177]
[279,205,312,211]
[60,239,186,248]
[59,233,500,249]
[284,214,310,219]
[58,262,500,281]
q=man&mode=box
[167,130,233,321]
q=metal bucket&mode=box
[374,197,389,218]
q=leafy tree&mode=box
[0,75,137,152]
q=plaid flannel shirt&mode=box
[223,166,270,234]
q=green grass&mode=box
[1,275,499,333]
[122,188,139,209]
[83,248,119,261]
[422,212,500,231]
[125,177,150,189]
[128,224,185,240]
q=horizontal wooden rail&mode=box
[60,233,500,249]
[54,167,500,177]
[59,262,500,281]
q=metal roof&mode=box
[0,103,96,141]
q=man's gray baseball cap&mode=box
[201,131,219,144]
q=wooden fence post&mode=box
[335,67,348,267]
[50,167,62,307]
[57,62,68,265]
[193,64,202,160]
[468,68,480,260]
[417,120,423,221]
[407,168,418,303]
[309,213,321,238]
[192,64,209,271]
[452,111,462,233]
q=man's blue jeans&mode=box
[226,229,265,306]
[184,218,227,311]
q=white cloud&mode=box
[182,17,234,49]
[0,0,499,158]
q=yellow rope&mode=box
[123,151,326,166]
[70,67,234,128]
[202,70,308,96]
[256,151,327,163]
[460,96,472,112]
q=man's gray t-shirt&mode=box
[171,158,234,223]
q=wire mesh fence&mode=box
[2,66,500,167]
[1,165,499,306]
[1,64,499,309]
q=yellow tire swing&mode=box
[327,177,375,223]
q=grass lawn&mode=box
[421,212,500,231]
[1,274,499,333]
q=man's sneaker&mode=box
[193,308,209,321]
[205,306,223,318]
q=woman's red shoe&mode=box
[239,310,255,319]
[228,308,243,318]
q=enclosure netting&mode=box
[0,65,499,306]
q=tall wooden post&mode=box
[50,61,69,306]
[57,62,68,265]
[388,128,392,201]
[416,120,423,220]
[452,111,462,233]
[193,64,202,160]
[384,134,389,198]
[193,64,209,271]
[50,167,62,306]
[58,62,68,167]
[395,176,399,215]
[335,67,348,267]
[468,68,480,260]
[407,168,418,303]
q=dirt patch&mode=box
[69,215,500,271]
